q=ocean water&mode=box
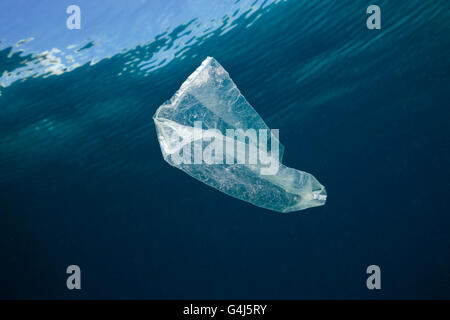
[1,0,449,299]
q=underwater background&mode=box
[1,0,449,299]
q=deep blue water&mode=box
[1,0,450,299]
